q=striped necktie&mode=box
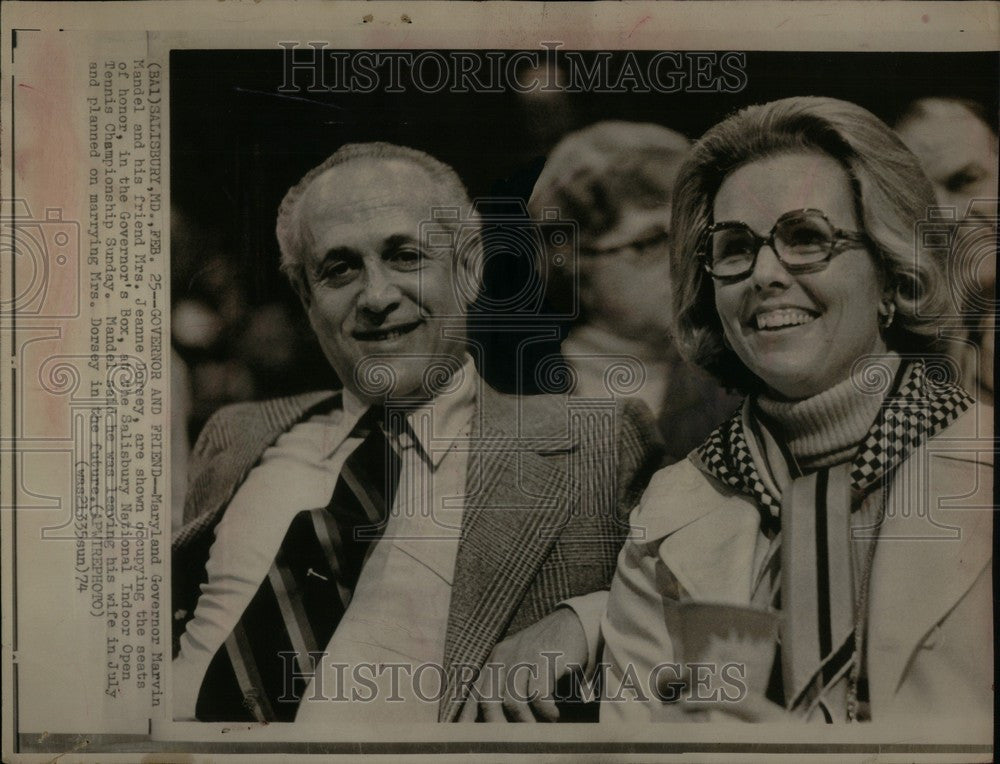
[195,409,402,722]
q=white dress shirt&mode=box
[174,358,477,722]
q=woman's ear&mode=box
[878,285,897,329]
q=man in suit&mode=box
[172,142,661,723]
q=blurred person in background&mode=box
[528,121,739,462]
[895,97,998,220]
[171,206,327,503]
[896,97,997,405]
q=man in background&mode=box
[897,98,997,404]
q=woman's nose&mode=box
[749,243,792,290]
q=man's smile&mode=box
[352,320,423,342]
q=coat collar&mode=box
[438,385,580,720]
[666,404,993,709]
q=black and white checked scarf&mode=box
[694,360,972,718]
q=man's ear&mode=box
[292,270,313,312]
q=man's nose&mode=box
[749,243,792,290]
[358,262,403,314]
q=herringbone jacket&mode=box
[172,383,662,721]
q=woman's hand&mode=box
[458,607,589,722]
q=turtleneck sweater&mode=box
[755,354,901,472]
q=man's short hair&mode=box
[275,142,477,294]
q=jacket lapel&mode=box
[439,387,577,721]
[177,391,339,545]
[866,411,993,712]
[652,430,766,604]
[654,495,761,605]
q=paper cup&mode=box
[665,600,780,716]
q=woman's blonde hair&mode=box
[671,96,951,392]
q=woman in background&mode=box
[528,120,738,462]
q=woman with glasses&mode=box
[462,97,991,727]
[595,96,993,725]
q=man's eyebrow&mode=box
[317,247,360,268]
[382,233,421,254]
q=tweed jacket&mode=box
[600,402,993,729]
[172,383,662,722]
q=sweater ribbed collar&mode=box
[755,354,902,471]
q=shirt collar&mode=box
[341,355,477,469]
[340,385,369,423]
[400,355,477,468]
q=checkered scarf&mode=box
[695,360,974,525]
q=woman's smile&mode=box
[746,305,820,331]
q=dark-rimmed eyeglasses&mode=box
[699,208,869,283]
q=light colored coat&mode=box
[601,403,993,729]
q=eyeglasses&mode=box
[581,228,670,259]
[699,209,868,283]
